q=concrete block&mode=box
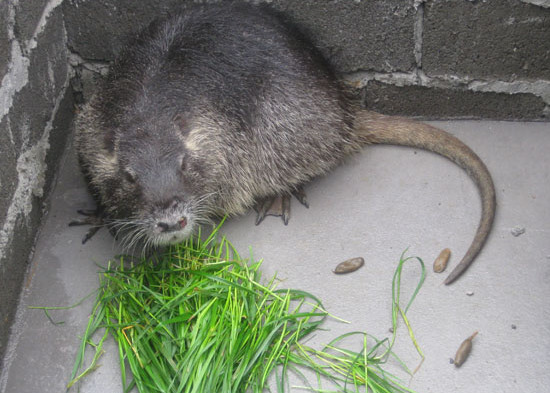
[64,0,418,73]
[0,118,18,229]
[271,0,417,73]
[14,0,49,46]
[423,0,550,81]
[63,0,181,60]
[0,2,10,79]
[0,218,26,368]
[8,7,68,150]
[364,81,547,119]
[31,7,68,102]
[8,87,51,151]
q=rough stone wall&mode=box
[65,0,550,119]
[0,0,73,366]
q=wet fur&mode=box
[75,3,495,283]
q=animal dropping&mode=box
[454,331,478,367]
[73,3,496,284]
[333,257,365,274]
[433,248,451,273]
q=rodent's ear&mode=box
[103,129,116,152]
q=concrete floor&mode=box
[1,120,549,393]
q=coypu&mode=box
[73,3,495,284]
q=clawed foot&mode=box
[68,209,105,244]
[254,186,309,226]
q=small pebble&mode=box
[388,327,394,333]
[449,358,455,364]
[466,291,474,296]
[511,324,517,330]
[511,227,526,237]
[454,331,478,367]
[333,257,364,274]
[433,248,451,273]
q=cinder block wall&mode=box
[65,0,550,118]
[0,0,549,366]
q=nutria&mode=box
[73,3,496,285]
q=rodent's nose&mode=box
[156,217,187,233]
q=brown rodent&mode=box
[74,3,496,285]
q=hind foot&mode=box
[68,208,105,244]
[254,186,309,226]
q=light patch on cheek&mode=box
[183,128,207,153]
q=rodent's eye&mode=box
[123,169,137,184]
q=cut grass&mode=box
[65,222,425,393]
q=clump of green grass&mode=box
[66,222,425,393]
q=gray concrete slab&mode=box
[1,120,549,393]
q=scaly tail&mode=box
[353,110,496,284]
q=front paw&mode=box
[68,208,105,244]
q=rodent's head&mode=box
[104,115,215,249]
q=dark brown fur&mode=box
[75,3,495,284]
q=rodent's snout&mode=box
[147,200,195,246]
[155,217,187,233]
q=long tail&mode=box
[353,110,496,284]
